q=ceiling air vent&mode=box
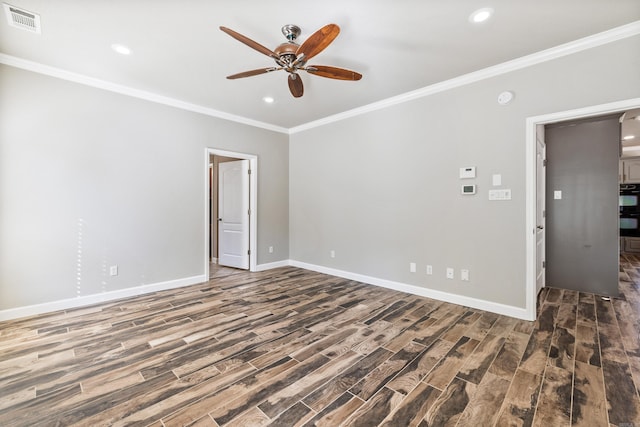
[3,3,41,34]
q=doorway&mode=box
[526,97,640,320]
[204,148,258,279]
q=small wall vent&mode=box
[3,3,41,34]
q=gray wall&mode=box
[0,64,289,310]
[2,35,639,314]
[289,35,640,309]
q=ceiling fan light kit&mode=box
[220,23,362,98]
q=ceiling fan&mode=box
[219,24,362,98]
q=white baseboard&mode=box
[0,274,207,322]
[1,261,533,322]
[289,260,532,321]
[255,260,292,271]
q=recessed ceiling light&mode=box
[263,96,274,104]
[111,44,131,55]
[623,135,636,141]
[469,8,494,23]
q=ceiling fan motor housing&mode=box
[274,42,300,70]
[276,25,302,70]
[274,42,298,56]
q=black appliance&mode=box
[620,184,640,236]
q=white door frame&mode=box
[535,126,546,297]
[204,148,258,279]
[525,97,640,321]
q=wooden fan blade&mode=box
[226,68,278,79]
[288,73,304,98]
[296,24,340,61]
[220,26,278,59]
[306,65,362,81]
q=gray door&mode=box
[545,115,620,297]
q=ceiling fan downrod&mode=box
[281,24,301,42]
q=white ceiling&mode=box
[1,1,639,130]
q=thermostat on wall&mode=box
[461,184,476,195]
[459,166,476,179]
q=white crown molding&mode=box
[0,21,638,135]
[0,53,289,135]
[290,20,640,134]
[0,274,206,322]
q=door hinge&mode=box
[543,159,547,167]
[248,169,252,175]
[542,210,546,218]
[542,261,546,268]
[248,209,251,216]
[248,250,251,255]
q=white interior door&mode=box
[536,125,546,295]
[218,159,250,269]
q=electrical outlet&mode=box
[446,268,454,279]
[426,265,433,275]
[268,246,274,253]
[410,262,416,273]
[330,250,335,258]
[461,269,470,281]
[109,265,118,276]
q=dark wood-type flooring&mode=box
[2,256,640,426]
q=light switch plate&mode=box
[489,189,512,201]
[554,190,562,200]
[492,174,502,186]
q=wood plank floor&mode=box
[1,256,640,426]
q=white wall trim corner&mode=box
[290,21,640,134]
[2,22,638,136]
[255,260,292,271]
[0,53,289,135]
[289,260,531,320]
[524,97,640,322]
[0,274,207,322]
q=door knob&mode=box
[537,225,544,230]
[218,218,222,222]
